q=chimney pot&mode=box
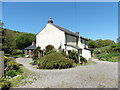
[48,18,53,23]
[76,32,79,35]
[32,42,35,46]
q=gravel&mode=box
[15,58,118,88]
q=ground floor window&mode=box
[68,50,71,54]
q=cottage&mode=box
[24,42,36,56]
[36,18,91,60]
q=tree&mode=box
[0,21,4,27]
[96,39,115,48]
[88,41,98,48]
[15,33,36,49]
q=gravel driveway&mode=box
[15,58,118,88]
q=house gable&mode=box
[36,23,65,50]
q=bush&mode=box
[80,56,87,64]
[5,69,22,78]
[8,61,20,71]
[45,49,57,55]
[33,47,41,59]
[68,50,78,63]
[98,52,119,62]
[93,49,100,54]
[45,45,54,51]
[0,77,12,90]
[31,57,40,65]
[4,54,11,57]
[12,49,23,55]
[38,52,75,69]
[5,60,23,77]
[44,45,56,55]
[4,56,9,64]
[60,51,67,57]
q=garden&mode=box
[0,56,24,90]
[31,45,91,70]
[93,43,119,62]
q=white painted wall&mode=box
[36,23,91,60]
[36,23,65,50]
[82,49,91,60]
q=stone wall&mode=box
[0,51,4,77]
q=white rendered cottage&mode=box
[36,18,91,60]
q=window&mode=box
[85,41,88,46]
[81,39,83,44]
[68,50,71,54]
[79,49,82,54]
[66,34,77,46]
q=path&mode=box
[15,58,118,88]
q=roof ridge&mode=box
[51,24,79,37]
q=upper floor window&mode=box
[66,34,77,46]
[81,39,88,46]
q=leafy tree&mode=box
[15,33,35,49]
[2,28,17,53]
[88,41,98,48]
[96,39,115,48]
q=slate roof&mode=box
[52,24,88,40]
[24,44,36,50]
[80,36,88,41]
[52,24,79,37]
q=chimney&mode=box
[76,32,79,35]
[32,42,35,46]
[48,18,53,23]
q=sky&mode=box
[2,2,118,42]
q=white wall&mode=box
[82,49,91,60]
[36,23,65,50]
[36,23,91,60]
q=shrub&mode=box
[68,50,78,63]
[5,69,22,78]
[12,49,23,55]
[0,77,11,90]
[31,57,40,65]
[4,56,9,64]
[80,56,87,64]
[93,49,100,54]
[8,61,20,71]
[44,45,56,55]
[38,52,75,69]
[45,45,54,52]
[45,49,57,55]
[4,54,11,57]
[5,60,23,77]
[33,46,41,59]
[60,51,67,57]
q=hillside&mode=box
[2,28,35,53]
[93,43,119,62]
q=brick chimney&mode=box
[76,32,79,35]
[48,18,53,23]
[32,42,35,46]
